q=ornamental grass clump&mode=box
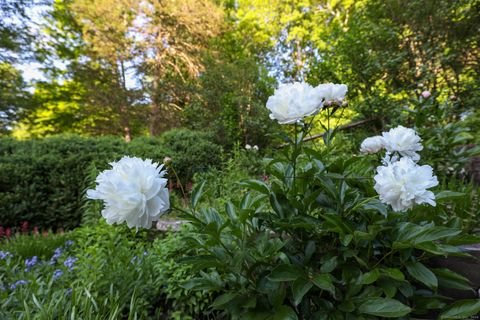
[88,81,480,319]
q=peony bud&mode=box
[163,156,172,166]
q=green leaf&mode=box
[440,299,480,319]
[433,268,473,292]
[270,193,286,219]
[225,202,237,221]
[405,261,438,290]
[413,227,462,245]
[191,181,206,209]
[271,305,298,320]
[380,268,405,281]
[304,241,316,263]
[320,213,354,235]
[362,198,387,217]
[357,298,411,318]
[212,292,238,309]
[239,179,270,194]
[435,191,465,202]
[269,264,304,282]
[312,274,335,296]
[357,269,380,285]
[320,256,338,273]
[292,278,313,306]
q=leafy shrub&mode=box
[160,129,223,186]
[0,131,221,229]
[180,124,480,319]
[149,225,217,319]
[192,145,264,209]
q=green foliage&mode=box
[160,129,223,185]
[0,220,219,319]
[180,123,479,319]
[0,233,70,261]
[192,145,265,209]
[0,63,31,134]
[184,53,276,149]
[0,131,221,229]
[149,226,217,319]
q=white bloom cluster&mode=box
[374,157,438,212]
[87,156,170,228]
[360,126,423,161]
[266,82,347,124]
[360,126,438,212]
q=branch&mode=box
[278,117,379,148]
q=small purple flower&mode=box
[63,257,78,270]
[50,248,63,265]
[10,280,28,290]
[53,269,63,280]
[65,240,74,247]
[25,256,38,272]
[0,251,12,260]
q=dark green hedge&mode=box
[0,129,222,230]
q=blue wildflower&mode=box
[0,251,12,260]
[65,240,74,247]
[49,247,63,265]
[10,280,28,290]
[25,256,38,272]
[53,269,63,280]
[63,257,78,270]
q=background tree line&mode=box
[1,0,479,148]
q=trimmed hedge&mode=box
[0,130,222,230]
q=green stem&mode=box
[169,165,187,205]
[293,122,298,188]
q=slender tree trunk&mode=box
[119,60,132,142]
[149,78,161,136]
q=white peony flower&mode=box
[245,144,252,150]
[87,156,170,229]
[382,126,423,161]
[253,145,259,151]
[360,136,385,154]
[374,157,438,212]
[317,83,348,104]
[266,82,325,124]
